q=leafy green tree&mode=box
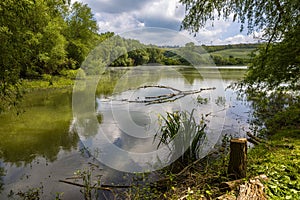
[39,18,67,74]
[65,2,99,68]
[17,0,69,77]
[244,25,300,91]
[0,0,33,111]
[180,0,299,39]
[128,49,150,65]
[110,46,129,66]
[146,47,164,64]
[0,0,100,112]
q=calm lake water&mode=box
[0,66,252,199]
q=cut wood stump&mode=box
[228,138,247,179]
[218,175,268,200]
[236,175,268,200]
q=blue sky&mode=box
[72,0,262,45]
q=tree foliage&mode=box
[65,2,99,68]
[0,0,108,112]
[244,25,300,91]
[180,0,300,133]
[180,0,299,40]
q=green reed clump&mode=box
[154,109,206,163]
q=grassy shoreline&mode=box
[247,129,300,199]
[22,77,75,90]
[151,129,300,199]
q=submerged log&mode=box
[228,138,247,179]
[59,180,112,191]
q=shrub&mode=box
[60,69,86,80]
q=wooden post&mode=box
[228,138,247,179]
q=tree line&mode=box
[86,37,252,74]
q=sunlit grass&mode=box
[211,48,256,59]
[248,129,300,199]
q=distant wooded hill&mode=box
[82,35,261,75]
[97,37,259,69]
[202,43,260,66]
[151,43,260,67]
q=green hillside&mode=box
[210,48,256,59]
[203,43,260,65]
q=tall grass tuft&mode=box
[154,109,206,163]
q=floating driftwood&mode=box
[124,85,216,105]
[59,179,112,191]
[137,85,182,92]
[59,179,133,189]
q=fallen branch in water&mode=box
[137,85,182,92]
[59,179,112,191]
[59,179,133,189]
[125,85,216,105]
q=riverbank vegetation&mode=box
[131,129,299,199]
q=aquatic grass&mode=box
[155,111,181,149]
[215,96,226,107]
[154,109,206,163]
[74,169,94,200]
[7,184,44,200]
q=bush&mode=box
[60,69,86,80]
[42,74,52,81]
[266,102,300,133]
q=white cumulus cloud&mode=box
[72,0,260,45]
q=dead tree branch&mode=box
[124,85,216,105]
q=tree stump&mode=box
[228,138,247,179]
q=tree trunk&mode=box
[228,138,247,179]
